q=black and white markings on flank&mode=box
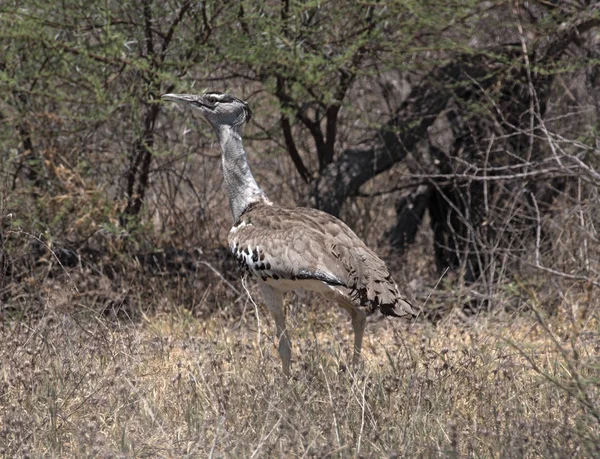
[231,240,276,282]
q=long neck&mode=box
[215,125,265,222]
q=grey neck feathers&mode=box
[215,125,265,222]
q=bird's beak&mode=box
[161,93,197,104]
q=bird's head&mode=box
[161,92,252,129]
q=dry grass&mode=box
[1,289,599,458]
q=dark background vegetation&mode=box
[1,0,599,456]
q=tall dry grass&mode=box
[1,283,599,457]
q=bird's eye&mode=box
[206,96,218,104]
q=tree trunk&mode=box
[313,54,505,216]
[123,102,160,219]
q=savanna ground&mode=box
[1,266,599,457]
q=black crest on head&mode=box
[230,95,252,126]
[242,101,252,123]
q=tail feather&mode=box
[380,295,417,318]
[339,245,416,318]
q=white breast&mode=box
[262,277,334,294]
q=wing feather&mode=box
[228,203,416,317]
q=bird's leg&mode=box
[259,284,292,377]
[327,290,367,365]
[344,302,367,364]
[352,308,367,363]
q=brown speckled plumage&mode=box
[229,201,415,318]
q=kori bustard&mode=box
[162,91,416,376]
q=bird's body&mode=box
[162,91,416,376]
[229,199,414,317]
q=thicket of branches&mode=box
[1,0,598,315]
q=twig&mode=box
[208,417,223,459]
[199,260,241,295]
[356,369,369,456]
[242,275,263,359]
[530,191,541,267]
[249,414,283,459]
[321,365,341,449]
[578,178,590,272]
[420,267,450,316]
[527,263,600,288]
[356,166,580,198]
